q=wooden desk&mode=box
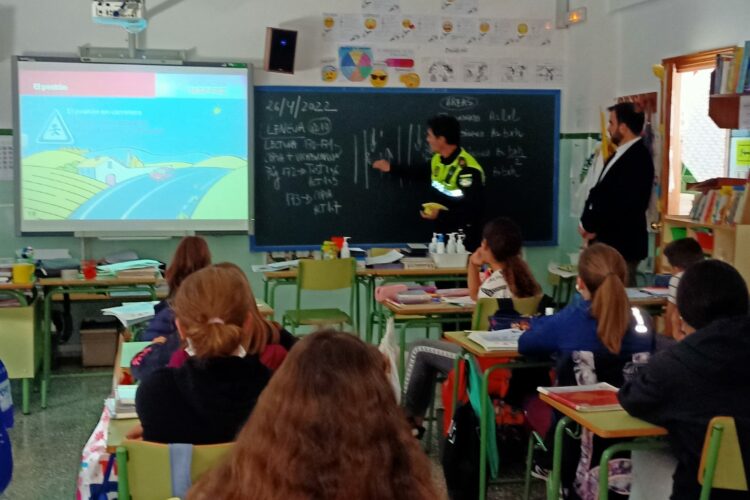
[38,277,158,410]
[0,282,40,414]
[0,282,37,305]
[541,393,667,500]
[443,331,522,359]
[383,300,474,383]
[256,300,274,319]
[261,266,468,341]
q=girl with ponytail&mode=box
[518,243,652,357]
[134,265,271,444]
[518,244,655,499]
[468,217,541,301]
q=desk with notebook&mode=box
[540,390,668,500]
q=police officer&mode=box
[372,114,485,250]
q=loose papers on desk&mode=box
[251,259,300,273]
[102,301,160,328]
[466,329,523,351]
[365,250,403,266]
[97,259,161,273]
[442,296,476,306]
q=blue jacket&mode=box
[518,299,654,357]
[139,300,176,342]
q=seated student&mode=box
[402,216,541,436]
[662,237,703,339]
[619,259,750,500]
[133,265,271,444]
[187,330,439,500]
[167,262,297,371]
[130,236,211,381]
[518,243,655,499]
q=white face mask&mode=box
[185,339,247,358]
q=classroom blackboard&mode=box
[252,86,559,250]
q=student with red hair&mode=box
[188,330,440,500]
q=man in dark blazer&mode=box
[579,102,654,285]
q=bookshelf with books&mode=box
[708,40,750,129]
[661,177,750,285]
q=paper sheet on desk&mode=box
[365,250,403,266]
[442,296,475,306]
[626,288,651,299]
[251,260,300,272]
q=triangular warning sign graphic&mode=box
[38,110,74,144]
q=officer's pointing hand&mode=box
[372,159,391,172]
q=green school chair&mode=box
[282,258,356,335]
[698,416,749,500]
[116,440,233,500]
[471,295,542,331]
[471,298,500,330]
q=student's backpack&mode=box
[441,357,498,500]
[442,398,482,500]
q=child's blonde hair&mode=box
[172,265,267,358]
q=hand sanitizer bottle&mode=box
[446,232,457,254]
[429,233,438,254]
[340,237,351,259]
[436,234,445,254]
[457,234,466,254]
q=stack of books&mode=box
[537,382,622,412]
[97,259,162,278]
[106,384,138,419]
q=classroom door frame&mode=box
[657,45,736,272]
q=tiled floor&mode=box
[2,368,112,500]
[1,367,546,500]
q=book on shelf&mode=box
[737,40,750,94]
[727,46,745,95]
[466,329,523,351]
[537,382,622,412]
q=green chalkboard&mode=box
[252,87,559,249]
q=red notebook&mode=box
[537,383,621,412]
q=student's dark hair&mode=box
[165,236,212,293]
[663,237,703,270]
[482,217,541,298]
[677,259,749,330]
[427,114,461,146]
[607,102,645,135]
